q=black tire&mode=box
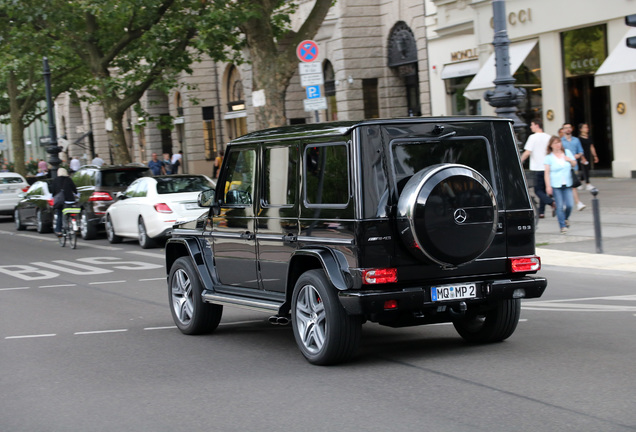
[58,228,66,247]
[36,209,52,233]
[452,299,521,343]
[105,215,123,244]
[69,220,78,249]
[138,218,155,249]
[14,209,26,231]
[291,269,362,365]
[169,256,223,335]
[80,210,97,240]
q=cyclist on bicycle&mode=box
[52,167,78,236]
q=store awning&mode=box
[440,60,480,80]
[463,39,538,100]
[595,28,636,87]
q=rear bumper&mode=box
[338,276,547,316]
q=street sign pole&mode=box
[297,40,325,122]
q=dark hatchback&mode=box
[72,164,151,239]
[14,179,55,233]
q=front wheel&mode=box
[106,215,123,244]
[292,269,362,365]
[14,209,26,231]
[69,219,78,249]
[169,256,223,335]
[452,299,521,343]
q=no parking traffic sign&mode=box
[297,40,319,63]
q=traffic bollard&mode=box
[590,188,603,253]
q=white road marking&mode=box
[0,286,29,291]
[74,329,128,335]
[38,284,77,288]
[144,326,177,330]
[88,280,126,285]
[139,277,166,282]
[5,334,56,339]
[126,250,165,259]
[523,295,636,312]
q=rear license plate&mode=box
[431,284,477,302]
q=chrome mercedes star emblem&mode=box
[454,208,467,224]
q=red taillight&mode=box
[154,203,173,213]
[383,299,398,310]
[362,268,398,285]
[89,191,113,201]
[22,186,29,193]
[510,256,541,273]
[47,199,54,207]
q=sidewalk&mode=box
[532,177,636,272]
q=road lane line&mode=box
[39,284,77,288]
[126,250,164,259]
[139,277,165,282]
[0,287,30,291]
[144,326,177,330]
[74,329,128,335]
[6,334,56,339]
[89,280,126,285]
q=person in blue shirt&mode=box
[148,153,165,176]
[561,123,586,211]
[545,135,577,234]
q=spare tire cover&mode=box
[396,164,497,267]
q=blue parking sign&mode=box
[306,85,321,99]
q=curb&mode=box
[536,247,636,273]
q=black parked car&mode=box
[72,164,151,239]
[165,117,548,365]
[14,179,54,233]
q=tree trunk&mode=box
[103,101,132,165]
[251,54,290,130]
[10,116,27,177]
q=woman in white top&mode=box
[544,136,576,233]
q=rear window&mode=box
[99,169,149,187]
[156,176,215,194]
[1,176,24,184]
[391,137,493,191]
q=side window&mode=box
[136,180,148,197]
[27,184,42,196]
[223,148,256,206]
[124,180,140,198]
[263,145,297,207]
[304,143,349,206]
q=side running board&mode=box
[201,290,282,313]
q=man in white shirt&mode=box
[92,154,105,166]
[521,119,555,218]
[171,150,183,174]
[69,156,81,173]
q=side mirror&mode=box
[115,191,126,200]
[197,189,216,207]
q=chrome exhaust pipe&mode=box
[268,315,290,326]
[268,316,280,325]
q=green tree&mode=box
[0,4,85,176]
[199,0,335,130]
[26,0,213,164]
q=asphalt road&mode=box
[1,218,635,432]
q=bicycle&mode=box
[59,204,81,249]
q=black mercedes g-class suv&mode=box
[165,117,547,365]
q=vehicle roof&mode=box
[229,116,511,145]
[0,172,27,180]
[77,163,149,171]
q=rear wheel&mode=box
[36,209,52,233]
[169,256,223,334]
[453,299,521,343]
[105,215,123,244]
[80,211,97,240]
[138,218,155,249]
[292,269,362,365]
[14,209,26,231]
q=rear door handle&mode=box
[240,231,255,240]
[283,233,297,243]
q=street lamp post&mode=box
[42,57,62,179]
[484,0,526,144]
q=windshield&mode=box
[156,176,215,194]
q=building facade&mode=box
[426,0,636,178]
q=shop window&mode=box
[202,106,217,160]
[363,78,380,119]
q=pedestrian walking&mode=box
[69,156,81,174]
[520,118,555,218]
[577,123,599,191]
[544,136,577,234]
[148,153,164,176]
[561,123,586,211]
[213,150,224,179]
[171,150,183,174]
[162,153,172,175]
[92,154,105,166]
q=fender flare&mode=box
[290,247,352,291]
[165,236,218,292]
